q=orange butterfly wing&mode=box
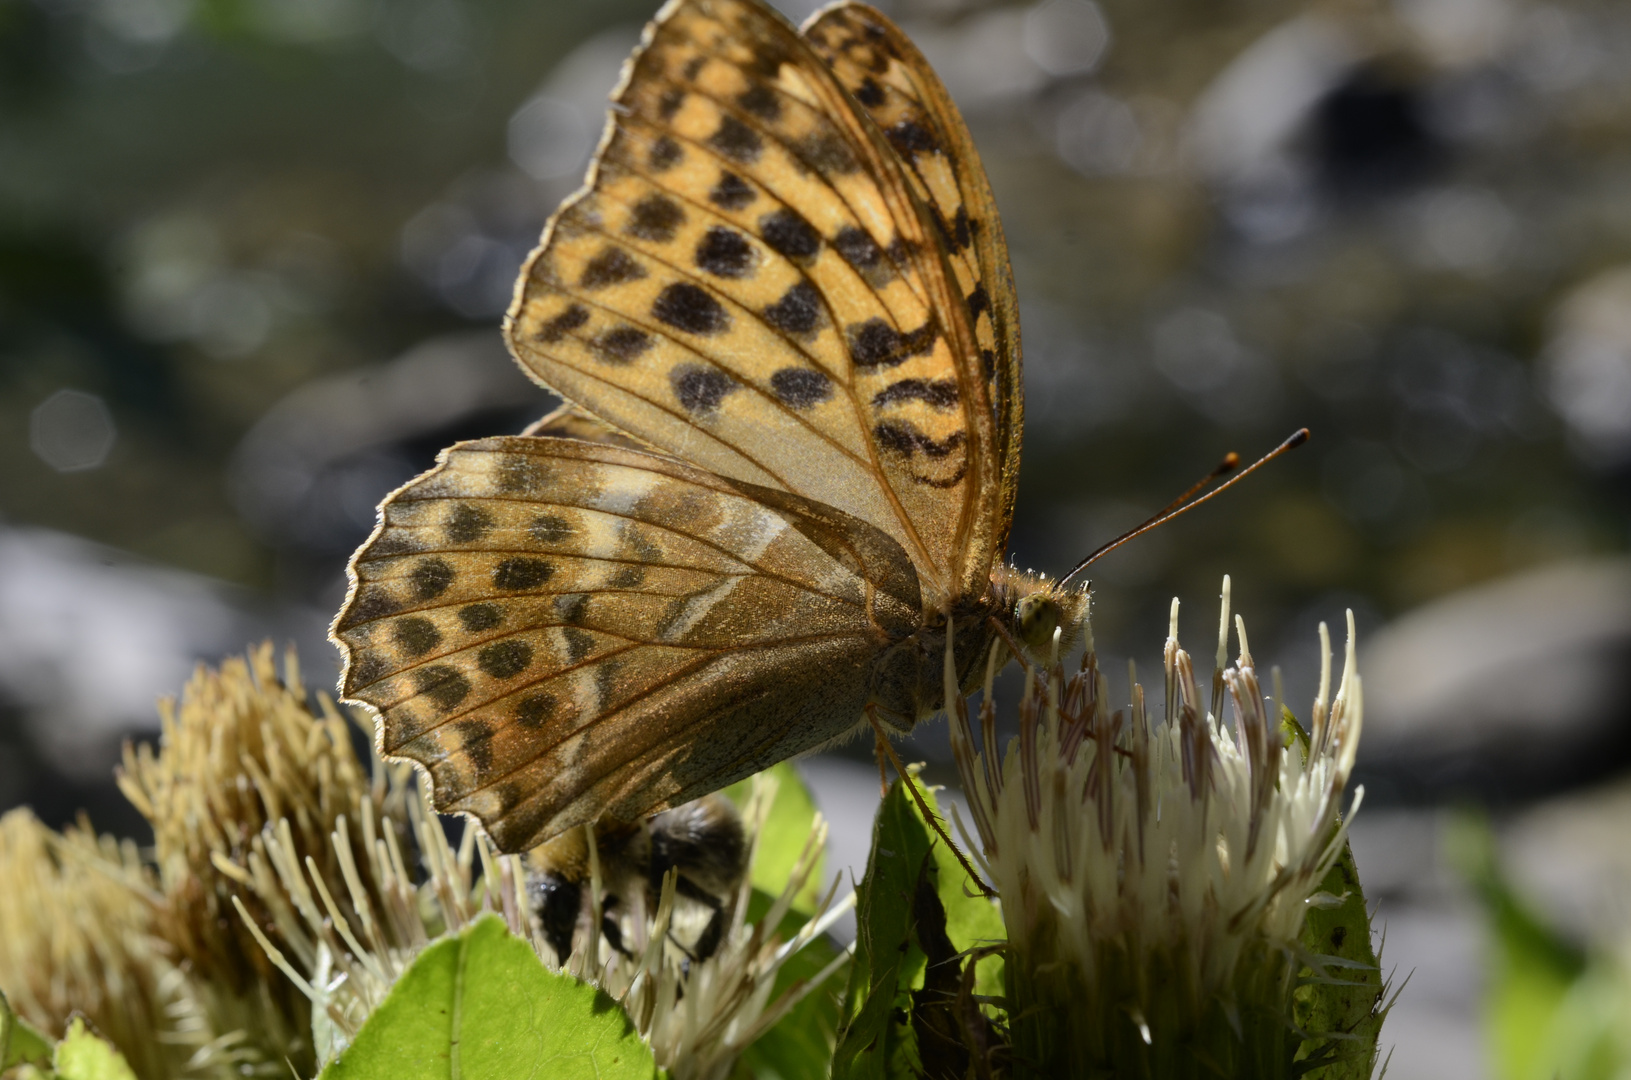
[334,436,921,849]
[802,2,1025,590]
[504,0,1015,607]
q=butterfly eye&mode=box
[1015,594,1061,652]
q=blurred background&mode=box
[3,0,1631,1074]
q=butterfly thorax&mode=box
[866,565,1087,730]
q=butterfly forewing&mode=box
[505,0,1005,606]
[802,3,1025,586]
[335,436,921,850]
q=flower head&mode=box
[583,773,852,1080]
[946,576,1366,1077]
[213,680,852,1080]
[0,810,176,1080]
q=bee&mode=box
[525,792,748,966]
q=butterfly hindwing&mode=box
[334,435,921,850]
[505,0,1001,606]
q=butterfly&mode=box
[331,0,1088,854]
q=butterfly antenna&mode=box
[1059,428,1309,587]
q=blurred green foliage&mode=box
[1451,811,1631,1080]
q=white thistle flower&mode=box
[236,765,850,1080]
[945,575,1365,1076]
[587,775,853,1080]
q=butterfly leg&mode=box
[985,615,1031,673]
[864,708,998,900]
[868,704,890,797]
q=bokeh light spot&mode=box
[30,390,117,473]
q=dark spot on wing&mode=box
[347,652,389,690]
[952,205,972,249]
[682,55,706,81]
[709,115,763,163]
[981,348,997,378]
[537,304,589,344]
[413,665,471,712]
[593,326,653,364]
[888,120,938,155]
[478,640,533,679]
[749,42,789,79]
[759,208,821,263]
[493,557,553,591]
[557,593,590,626]
[580,247,647,290]
[967,284,990,319]
[873,419,967,459]
[736,83,780,121]
[658,87,685,120]
[652,283,730,335]
[873,378,960,409]
[345,586,402,625]
[369,531,418,557]
[694,226,756,278]
[625,195,686,242]
[496,455,544,495]
[833,226,894,285]
[452,719,493,773]
[797,131,858,175]
[847,318,937,369]
[394,616,441,657]
[564,627,595,664]
[530,514,572,544]
[410,557,455,600]
[445,504,493,544]
[709,172,755,210]
[515,693,555,729]
[853,77,885,107]
[762,280,824,340]
[610,565,645,587]
[648,136,684,172]
[595,657,621,708]
[459,603,503,632]
[671,365,738,415]
[771,367,834,409]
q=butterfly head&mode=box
[995,567,1091,665]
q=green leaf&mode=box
[833,779,932,1080]
[319,913,660,1080]
[725,761,825,913]
[1447,811,1587,1080]
[52,1017,136,1080]
[1,990,54,1071]
[1294,837,1386,1079]
[734,888,848,1080]
[921,791,1004,1003]
[833,774,1005,1080]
